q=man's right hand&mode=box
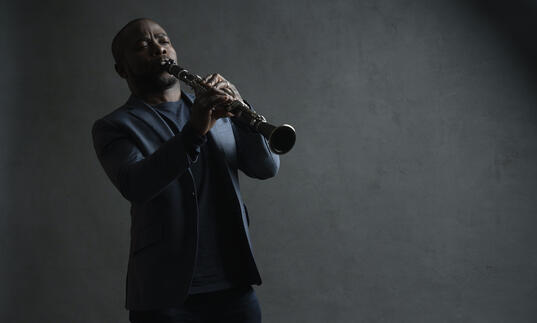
[188,84,234,136]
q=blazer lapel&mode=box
[125,95,174,143]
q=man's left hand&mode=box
[202,74,244,105]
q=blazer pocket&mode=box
[133,223,163,255]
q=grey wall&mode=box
[2,0,537,322]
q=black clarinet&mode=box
[161,59,296,155]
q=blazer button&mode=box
[192,191,195,196]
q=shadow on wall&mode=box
[468,0,537,75]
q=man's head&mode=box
[111,18,178,94]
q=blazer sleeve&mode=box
[92,118,193,204]
[230,103,280,179]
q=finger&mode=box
[207,94,233,109]
[202,74,213,83]
[211,101,230,117]
[213,80,228,90]
[195,82,227,98]
[204,88,234,101]
[215,83,236,99]
[199,86,229,99]
[206,86,229,97]
[195,94,229,112]
[220,87,234,97]
[205,74,222,87]
[198,75,216,92]
[209,85,234,100]
[195,83,233,105]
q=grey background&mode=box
[2,0,537,322]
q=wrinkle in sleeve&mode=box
[92,118,192,204]
[229,105,280,179]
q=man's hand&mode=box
[202,73,245,105]
[188,74,243,136]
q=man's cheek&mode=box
[169,49,178,62]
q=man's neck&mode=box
[135,83,181,106]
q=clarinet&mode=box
[161,59,296,155]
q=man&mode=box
[92,18,280,323]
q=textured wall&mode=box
[2,0,537,322]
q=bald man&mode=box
[92,18,280,323]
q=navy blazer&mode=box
[91,92,279,310]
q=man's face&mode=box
[117,19,178,91]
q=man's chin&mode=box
[135,73,178,92]
[158,73,178,88]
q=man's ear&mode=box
[115,63,127,79]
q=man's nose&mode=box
[152,43,166,56]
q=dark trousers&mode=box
[129,285,262,323]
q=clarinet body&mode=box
[161,59,296,155]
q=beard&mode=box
[132,70,178,93]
